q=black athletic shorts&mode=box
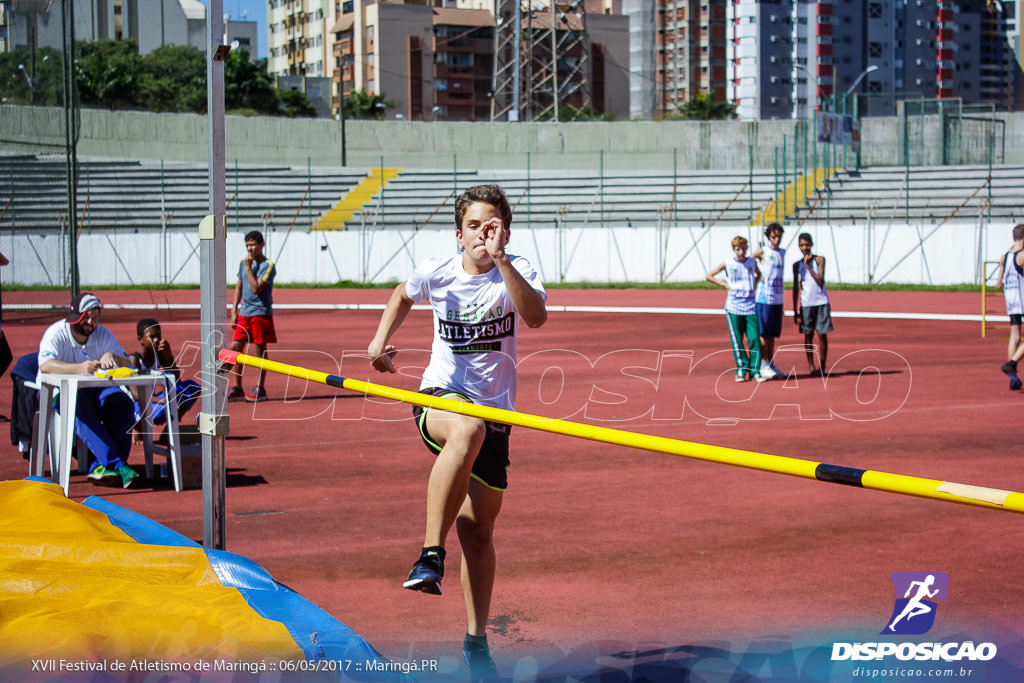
[412,387,511,491]
[799,303,835,335]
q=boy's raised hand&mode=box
[482,217,508,261]
[369,343,399,374]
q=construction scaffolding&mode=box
[491,0,592,122]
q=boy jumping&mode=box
[367,185,547,680]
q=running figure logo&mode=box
[882,572,949,635]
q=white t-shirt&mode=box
[724,257,758,316]
[37,321,127,384]
[798,259,831,307]
[756,246,786,305]
[1001,249,1024,316]
[405,253,546,412]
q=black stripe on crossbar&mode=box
[815,463,866,487]
[325,374,346,388]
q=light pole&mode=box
[793,63,819,119]
[844,65,878,171]
[17,64,33,100]
[843,64,879,113]
[337,55,353,167]
[336,108,347,167]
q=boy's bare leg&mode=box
[224,340,246,390]
[458,479,503,679]
[252,342,268,390]
[804,333,817,373]
[423,411,486,549]
[818,334,829,373]
[458,480,503,636]
[403,411,487,595]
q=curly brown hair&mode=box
[454,185,513,231]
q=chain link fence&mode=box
[1,0,78,318]
[0,8,1018,294]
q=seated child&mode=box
[130,318,201,440]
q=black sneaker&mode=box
[1002,361,1021,389]
[402,548,444,595]
[463,635,499,682]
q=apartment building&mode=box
[750,0,1019,119]
[726,0,793,120]
[267,0,332,77]
[629,0,1020,121]
[324,1,627,121]
[803,0,1018,114]
[624,1,657,118]
[3,0,257,59]
[654,0,730,115]
[1013,0,1024,108]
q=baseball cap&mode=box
[66,292,102,324]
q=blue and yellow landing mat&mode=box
[0,479,408,683]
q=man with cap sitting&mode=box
[38,292,139,488]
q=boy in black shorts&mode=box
[367,185,548,680]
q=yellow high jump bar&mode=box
[220,350,1024,515]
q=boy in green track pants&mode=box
[706,235,767,382]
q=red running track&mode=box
[1,288,1021,681]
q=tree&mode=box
[76,39,140,110]
[135,44,207,112]
[555,104,615,122]
[343,89,395,120]
[0,47,63,106]
[276,88,317,118]
[0,38,316,117]
[669,91,737,121]
[224,49,280,114]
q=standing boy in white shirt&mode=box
[751,223,786,379]
[792,232,834,377]
[707,235,765,382]
[997,224,1024,390]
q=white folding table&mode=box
[30,372,184,494]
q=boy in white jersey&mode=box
[367,184,548,679]
[792,233,834,377]
[706,235,766,382]
[751,223,786,379]
[997,224,1024,389]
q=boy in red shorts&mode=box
[226,230,276,402]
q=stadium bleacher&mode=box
[3,155,1019,238]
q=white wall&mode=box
[3,219,1009,288]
